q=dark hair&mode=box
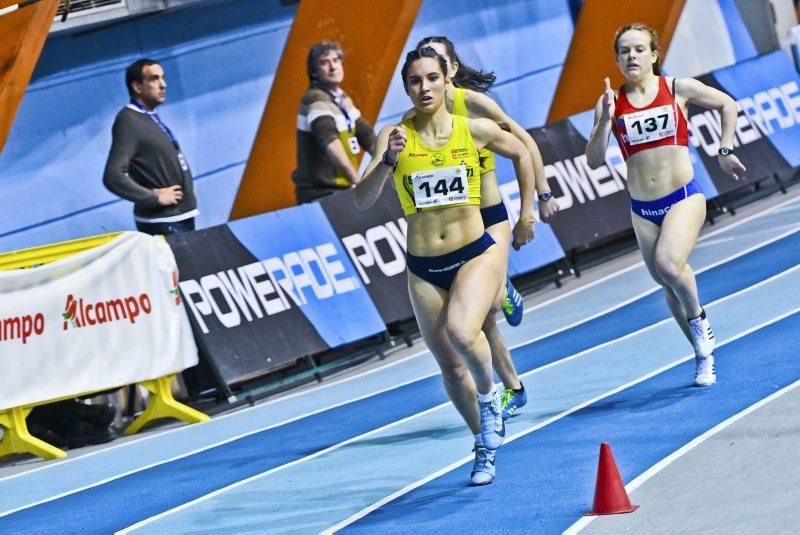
[613,23,661,76]
[416,36,496,93]
[307,41,344,84]
[400,46,448,91]
[125,58,160,97]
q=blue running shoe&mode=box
[501,386,527,420]
[502,278,524,327]
[478,391,505,450]
[470,443,496,486]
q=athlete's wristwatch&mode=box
[381,150,397,169]
[718,147,735,157]
[538,191,553,202]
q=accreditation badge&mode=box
[177,152,190,171]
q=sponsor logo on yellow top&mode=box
[430,153,445,167]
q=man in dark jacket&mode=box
[103,58,198,235]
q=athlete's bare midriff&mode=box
[406,205,486,257]
[625,144,695,201]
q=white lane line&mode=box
[115,402,455,533]
[5,195,799,485]
[0,366,440,518]
[3,197,799,494]
[518,195,800,319]
[7,258,800,519]
[509,224,800,352]
[563,378,800,534]
[0,344,430,485]
[697,193,800,239]
[322,307,800,534]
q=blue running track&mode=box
[1,197,799,534]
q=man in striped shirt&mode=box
[292,42,376,204]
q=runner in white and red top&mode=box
[585,23,747,388]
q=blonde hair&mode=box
[613,23,661,75]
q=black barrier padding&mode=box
[167,226,328,387]
[319,185,414,325]
[530,121,632,251]
[688,73,790,196]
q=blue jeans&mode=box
[135,218,195,236]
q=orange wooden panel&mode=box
[230,0,422,220]
[547,0,686,123]
[0,0,59,154]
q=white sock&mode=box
[474,433,483,445]
[477,388,496,403]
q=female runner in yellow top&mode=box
[586,23,746,387]
[355,47,536,486]
[411,36,555,422]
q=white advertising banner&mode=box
[0,232,198,411]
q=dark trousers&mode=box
[135,218,196,236]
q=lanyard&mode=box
[319,86,353,132]
[129,99,180,150]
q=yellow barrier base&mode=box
[0,406,66,461]
[0,374,208,460]
[123,375,209,436]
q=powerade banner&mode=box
[528,115,633,251]
[319,185,414,325]
[492,156,566,277]
[687,51,800,196]
[167,225,328,386]
[0,232,197,410]
[228,203,386,345]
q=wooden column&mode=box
[547,0,686,123]
[230,0,422,219]
[0,0,60,154]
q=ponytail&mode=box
[416,36,496,93]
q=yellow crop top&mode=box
[392,115,482,216]
[452,87,495,174]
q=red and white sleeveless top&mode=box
[612,76,689,161]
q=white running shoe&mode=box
[478,390,506,451]
[694,355,716,387]
[470,443,496,486]
[689,312,715,358]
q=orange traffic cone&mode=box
[587,442,639,515]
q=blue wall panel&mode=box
[0,0,295,252]
[375,0,574,128]
[0,0,574,253]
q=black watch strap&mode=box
[538,191,553,202]
[381,151,397,169]
[718,146,734,156]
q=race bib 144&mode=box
[411,165,468,209]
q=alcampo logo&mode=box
[0,312,45,344]
[62,293,152,330]
[171,270,182,306]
